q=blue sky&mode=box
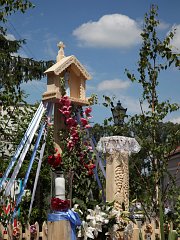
[6,0,180,124]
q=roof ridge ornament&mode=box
[56,41,65,62]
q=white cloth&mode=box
[96,136,141,154]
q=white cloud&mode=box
[170,24,180,51]
[97,79,130,91]
[12,51,28,58]
[6,33,28,58]
[169,116,180,124]
[5,33,16,41]
[158,21,170,30]
[121,96,141,114]
[114,95,149,115]
[73,14,141,48]
[86,84,96,91]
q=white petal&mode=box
[89,219,96,228]
[104,219,109,224]
[94,229,99,238]
[77,230,82,237]
[96,223,102,232]
[86,229,94,239]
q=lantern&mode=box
[52,170,65,200]
[111,101,127,126]
[51,169,73,211]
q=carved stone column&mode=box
[97,136,141,210]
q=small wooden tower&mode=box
[42,42,91,153]
[42,41,91,105]
[43,43,92,240]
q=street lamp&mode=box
[111,101,127,126]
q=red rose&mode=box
[47,154,62,168]
[67,140,75,150]
[59,109,71,117]
[85,124,91,129]
[85,107,92,115]
[66,117,77,127]
[84,162,95,175]
[51,198,70,211]
[52,155,62,168]
[48,155,55,165]
[62,106,71,111]
[80,118,88,126]
[88,170,93,176]
[59,96,71,107]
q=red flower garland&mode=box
[58,96,95,176]
[48,153,62,168]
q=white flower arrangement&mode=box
[73,204,133,240]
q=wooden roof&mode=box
[44,55,91,80]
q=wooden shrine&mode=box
[42,41,91,105]
[42,42,91,154]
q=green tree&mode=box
[0,1,53,162]
[0,0,34,22]
[126,4,180,233]
[0,0,54,225]
[0,0,53,107]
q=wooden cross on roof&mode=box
[57,41,65,62]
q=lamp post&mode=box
[111,101,127,126]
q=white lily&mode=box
[72,204,83,215]
[86,205,110,238]
[87,205,108,223]
[77,221,95,240]
[89,222,102,238]
[87,212,103,238]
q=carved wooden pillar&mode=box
[97,136,141,210]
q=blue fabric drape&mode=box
[48,209,81,240]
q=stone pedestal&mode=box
[97,136,141,210]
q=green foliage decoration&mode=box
[125,4,179,239]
